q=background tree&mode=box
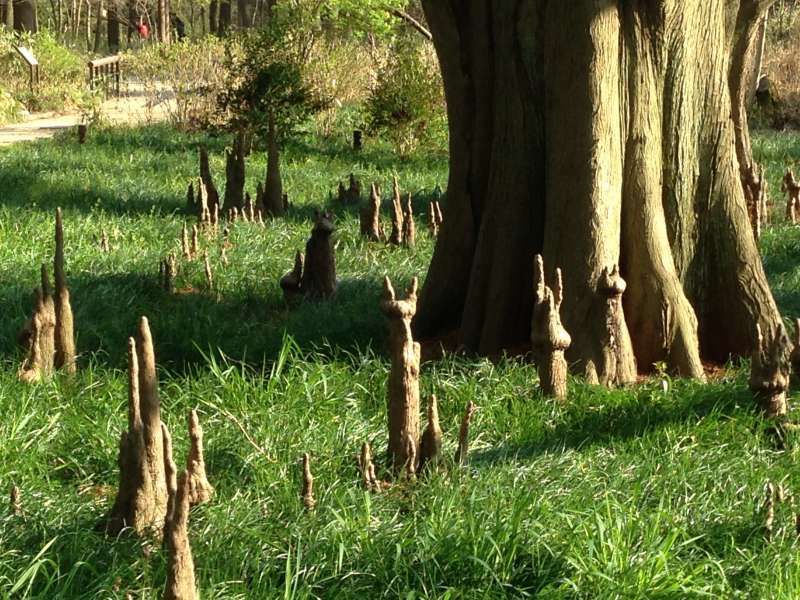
[13,0,37,32]
[414,0,780,379]
[220,23,326,215]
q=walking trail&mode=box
[0,83,173,145]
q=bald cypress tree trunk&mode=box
[415,0,780,377]
[13,0,37,32]
[107,3,120,53]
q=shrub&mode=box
[124,36,230,129]
[366,35,446,156]
[219,28,326,138]
[0,85,23,125]
[304,39,379,139]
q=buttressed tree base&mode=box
[415,1,782,381]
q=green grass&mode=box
[2,125,800,598]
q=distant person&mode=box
[136,18,150,40]
[170,13,186,40]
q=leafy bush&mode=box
[0,85,23,125]
[219,28,327,138]
[366,35,446,155]
[124,36,230,129]
[0,29,84,115]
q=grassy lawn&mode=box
[2,125,800,598]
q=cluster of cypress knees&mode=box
[13,150,800,597]
[742,161,800,240]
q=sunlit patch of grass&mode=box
[0,126,799,597]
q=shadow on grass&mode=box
[472,384,749,465]
[0,271,389,373]
[0,124,446,219]
[2,508,161,597]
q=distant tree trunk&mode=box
[263,112,284,216]
[217,0,230,34]
[1,0,13,29]
[13,0,37,32]
[157,0,169,43]
[107,1,119,52]
[236,0,250,27]
[209,0,217,33]
[126,0,134,43]
[416,0,781,377]
[85,0,91,47]
[93,0,103,53]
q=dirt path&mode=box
[0,84,173,146]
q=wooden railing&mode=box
[88,54,122,97]
[14,46,39,94]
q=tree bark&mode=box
[263,112,284,217]
[729,1,774,177]
[237,0,251,27]
[107,1,120,53]
[416,0,781,376]
[2,0,14,29]
[209,0,218,34]
[93,0,103,53]
[157,0,169,43]
[13,0,37,32]
[217,0,230,35]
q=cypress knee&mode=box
[163,470,197,600]
[783,169,800,225]
[402,194,415,249]
[750,323,791,418]
[337,173,362,205]
[531,255,571,399]
[418,394,442,472]
[360,183,383,241]
[223,132,246,212]
[380,276,421,471]
[280,251,304,303]
[301,453,315,511]
[597,265,636,386]
[454,400,476,466]
[102,318,168,536]
[186,409,213,505]
[18,266,56,383]
[299,211,337,299]
[388,176,404,246]
[54,208,76,374]
[198,147,219,213]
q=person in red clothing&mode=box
[136,18,149,40]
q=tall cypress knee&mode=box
[264,113,284,217]
[381,276,421,471]
[102,318,168,536]
[54,208,76,374]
